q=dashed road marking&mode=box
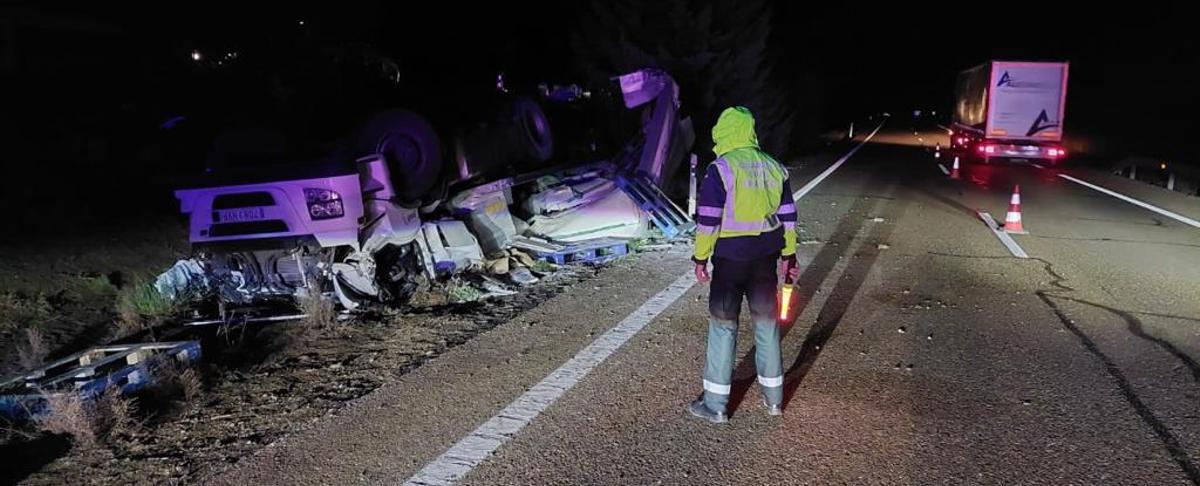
[938,163,950,175]
[978,211,1030,258]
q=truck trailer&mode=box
[950,61,1069,163]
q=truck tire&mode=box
[357,110,442,206]
[505,97,553,162]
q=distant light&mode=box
[190,50,202,61]
[1161,163,1168,170]
[298,20,306,26]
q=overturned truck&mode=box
[170,69,694,319]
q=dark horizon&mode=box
[2,2,1195,161]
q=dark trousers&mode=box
[702,255,783,412]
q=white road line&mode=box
[1031,163,1046,169]
[977,211,1029,258]
[404,272,697,486]
[1057,174,1200,229]
[938,163,950,175]
[794,120,885,200]
[406,127,880,485]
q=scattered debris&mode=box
[876,243,891,250]
[897,326,907,333]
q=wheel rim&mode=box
[523,108,548,148]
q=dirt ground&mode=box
[0,250,628,485]
[0,216,189,377]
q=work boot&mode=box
[763,398,783,417]
[688,399,728,424]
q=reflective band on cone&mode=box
[1004,184,1026,234]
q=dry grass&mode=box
[176,366,203,402]
[297,287,338,330]
[95,388,143,440]
[35,392,99,449]
[33,388,143,450]
[0,292,52,333]
[154,360,205,402]
[115,279,176,338]
[16,326,48,370]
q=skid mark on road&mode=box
[1037,291,1200,484]
[1020,253,1200,484]
[1050,295,1200,385]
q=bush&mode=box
[0,292,52,333]
[35,388,143,450]
[115,280,175,338]
[297,288,338,330]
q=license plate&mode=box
[216,207,266,223]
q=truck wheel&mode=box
[357,110,442,206]
[506,97,553,162]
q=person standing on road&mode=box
[689,106,799,424]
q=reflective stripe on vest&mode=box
[713,154,786,234]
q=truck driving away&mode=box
[950,61,1069,163]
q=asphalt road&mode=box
[209,127,1200,485]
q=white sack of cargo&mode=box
[526,189,648,242]
[523,178,617,215]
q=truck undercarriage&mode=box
[167,69,694,322]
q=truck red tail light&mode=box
[978,144,996,154]
[1047,148,1066,158]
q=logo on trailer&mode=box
[1026,109,1059,136]
[996,71,1046,89]
[997,71,1013,87]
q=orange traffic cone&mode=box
[1003,185,1027,234]
[949,156,961,180]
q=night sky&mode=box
[1,1,1195,175]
